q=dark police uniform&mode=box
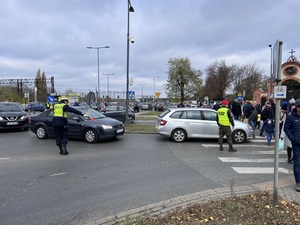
[52,100,83,155]
[216,100,237,152]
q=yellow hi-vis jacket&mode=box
[54,103,67,117]
[217,107,231,126]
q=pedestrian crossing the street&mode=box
[202,135,293,175]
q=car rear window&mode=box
[170,110,187,119]
[158,109,170,118]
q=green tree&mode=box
[35,69,48,101]
[165,57,203,102]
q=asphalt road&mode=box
[0,129,293,225]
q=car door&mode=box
[43,110,55,135]
[67,112,84,138]
[201,110,219,137]
[184,110,205,138]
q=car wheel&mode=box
[171,129,187,142]
[84,129,98,143]
[36,125,48,139]
[232,130,246,143]
[128,116,134,124]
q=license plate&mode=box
[117,128,124,133]
[7,122,18,125]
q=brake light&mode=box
[29,117,32,124]
[159,119,167,126]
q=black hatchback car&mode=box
[0,102,29,130]
[100,105,135,124]
[29,108,124,143]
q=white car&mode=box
[156,108,254,143]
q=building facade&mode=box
[253,49,300,105]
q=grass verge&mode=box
[129,191,300,224]
[125,124,156,133]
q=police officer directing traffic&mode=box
[216,99,237,152]
[52,99,84,155]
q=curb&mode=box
[86,176,299,225]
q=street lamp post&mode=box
[268,44,273,98]
[125,0,134,125]
[102,73,115,99]
[153,76,159,103]
[138,83,146,102]
[86,46,110,103]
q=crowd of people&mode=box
[207,97,300,192]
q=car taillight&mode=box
[159,119,167,126]
[29,117,32,124]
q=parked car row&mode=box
[24,102,47,112]
[1,101,254,145]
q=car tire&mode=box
[36,125,48,139]
[171,129,187,142]
[128,116,134,124]
[232,130,246,143]
[84,129,98,143]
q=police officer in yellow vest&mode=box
[216,99,237,152]
[52,99,84,155]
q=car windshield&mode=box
[0,102,23,112]
[77,108,106,119]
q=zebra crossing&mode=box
[202,136,293,175]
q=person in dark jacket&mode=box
[284,99,300,192]
[259,102,273,137]
[52,99,84,155]
[242,100,251,123]
[248,101,258,138]
[213,101,221,111]
[264,119,275,145]
[231,99,242,120]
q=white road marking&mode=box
[49,172,67,177]
[218,157,286,163]
[0,157,10,160]
[202,144,273,148]
[232,167,290,174]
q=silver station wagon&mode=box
[156,108,254,143]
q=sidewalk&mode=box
[86,176,300,225]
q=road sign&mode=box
[274,86,286,99]
[48,96,55,102]
[128,90,135,99]
[155,92,161,98]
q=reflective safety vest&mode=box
[217,107,230,126]
[54,103,67,117]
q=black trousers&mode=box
[54,126,68,147]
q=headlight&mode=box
[102,124,113,129]
[20,115,29,120]
[0,117,3,121]
[247,124,253,130]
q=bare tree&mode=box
[204,60,267,101]
[204,60,236,100]
[231,63,267,100]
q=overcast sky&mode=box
[1,0,299,99]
